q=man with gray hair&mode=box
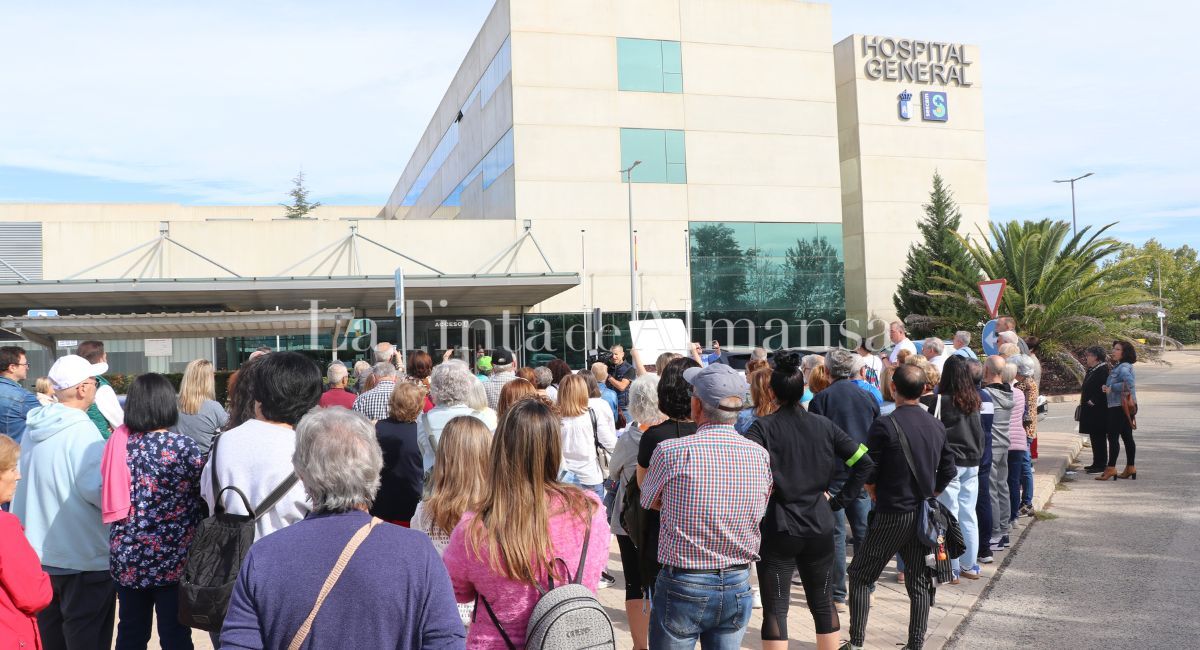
[373,341,402,367]
[318,362,356,409]
[353,362,399,421]
[809,348,881,610]
[750,347,768,362]
[220,407,465,648]
[640,364,771,648]
[922,337,950,374]
[952,331,978,360]
[882,320,917,369]
[981,355,1016,552]
[591,362,620,421]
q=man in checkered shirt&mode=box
[641,363,772,649]
[482,349,517,410]
[352,362,398,421]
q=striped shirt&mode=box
[640,423,772,570]
[352,379,396,421]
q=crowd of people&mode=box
[0,320,1141,649]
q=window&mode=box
[620,128,686,184]
[618,38,682,93]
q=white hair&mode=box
[751,347,768,361]
[430,361,475,407]
[998,331,1019,345]
[954,331,971,346]
[825,348,856,380]
[327,363,348,385]
[923,338,945,355]
[372,361,398,378]
[466,378,489,412]
[628,374,663,425]
[293,408,383,513]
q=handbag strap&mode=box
[287,517,382,650]
[887,414,930,500]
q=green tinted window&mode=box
[618,38,683,93]
[621,128,686,184]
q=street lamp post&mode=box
[1053,172,1094,237]
[620,160,642,323]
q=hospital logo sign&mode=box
[921,91,948,122]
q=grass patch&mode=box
[1033,510,1059,521]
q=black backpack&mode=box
[178,434,299,631]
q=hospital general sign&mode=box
[861,36,973,87]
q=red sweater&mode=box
[0,511,52,649]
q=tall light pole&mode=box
[621,160,642,322]
[1053,172,1094,237]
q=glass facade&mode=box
[689,222,845,348]
[620,128,686,183]
[441,128,514,211]
[400,37,512,209]
[617,38,682,93]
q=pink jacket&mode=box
[442,492,609,648]
[100,425,132,524]
[1007,387,1028,452]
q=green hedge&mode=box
[104,371,235,405]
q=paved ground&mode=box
[948,350,1200,649]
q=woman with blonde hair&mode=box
[442,397,611,648]
[34,377,55,406]
[556,374,617,498]
[736,367,777,434]
[412,415,493,625]
[173,358,227,455]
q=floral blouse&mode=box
[109,430,206,588]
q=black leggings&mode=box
[617,534,645,601]
[1106,407,1135,467]
[756,532,838,639]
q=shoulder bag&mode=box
[589,408,610,474]
[287,517,382,650]
[1119,364,1138,430]
[886,414,946,550]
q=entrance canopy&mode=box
[0,273,579,315]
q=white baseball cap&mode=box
[48,355,108,390]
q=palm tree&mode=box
[929,219,1162,374]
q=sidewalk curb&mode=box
[934,430,1084,649]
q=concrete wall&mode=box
[834,34,988,332]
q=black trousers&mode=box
[115,583,194,650]
[847,510,935,649]
[1106,407,1135,467]
[39,571,117,650]
[1088,429,1108,468]
[756,531,838,640]
[617,534,646,601]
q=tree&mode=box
[782,235,845,322]
[689,223,751,312]
[893,172,982,337]
[281,170,321,219]
[930,219,1161,372]
[1106,239,1200,343]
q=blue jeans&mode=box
[1020,446,1034,507]
[649,566,753,649]
[936,465,980,573]
[831,490,872,602]
[559,470,604,500]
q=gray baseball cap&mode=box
[683,364,748,411]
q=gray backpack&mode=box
[479,525,615,649]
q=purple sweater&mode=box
[221,510,465,649]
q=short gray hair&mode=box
[923,338,945,355]
[327,363,348,385]
[293,408,383,513]
[1010,354,1038,379]
[430,361,474,406]
[372,342,395,364]
[700,397,741,425]
[628,374,663,425]
[372,362,398,379]
[751,347,768,361]
[954,331,971,346]
[998,331,1019,345]
[465,378,488,412]
[825,348,856,380]
[533,366,553,389]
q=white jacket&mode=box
[560,404,617,485]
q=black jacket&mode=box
[924,394,985,467]
[1079,363,1110,435]
[744,405,874,538]
[866,404,956,514]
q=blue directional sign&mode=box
[982,319,999,356]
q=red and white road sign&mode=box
[977,279,1007,319]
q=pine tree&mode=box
[893,172,980,337]
[281,170,321,219]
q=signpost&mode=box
[394,268,406,358]
[978,279,1007,356]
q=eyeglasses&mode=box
[77,380,97,389]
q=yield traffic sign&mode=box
[977,279,1007,319]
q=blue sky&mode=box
[0,1,1196,248]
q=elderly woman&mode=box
[0,435,53,649]
[464,374,498,431]
[1011,355,1039,517]
[352,360,372,394]
[371,383,425,527]
[418,361,490,476]
[220,408,464,649]
[799,354,824,408]
[607,374,663,650]
[1079,346,1111,473]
